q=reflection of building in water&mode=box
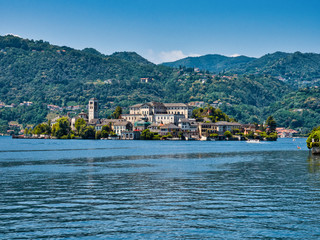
[307,155,320,174]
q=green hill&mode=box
[162,54,255,73]
[163,51,320,88]
[1,35,317,132]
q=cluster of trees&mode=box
[307,126,320,149]
[140,129,161,140]
[1,35,319,133]
[192,105,234,122]
[26,117,117,139]
[165,51,320,88]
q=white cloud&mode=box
[159,50,187,63]
[5,33,21,37]
[230,53,241,57]
[141,49,201,64]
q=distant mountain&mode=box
[234,51,320,87]
[162,54,256,73]
[162,51,320,87]
[111,52,153,65]
[1,35,317,131]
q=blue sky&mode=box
[1,0,319,63]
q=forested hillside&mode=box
[163,51,320,88]
[0,35,318,133]
[162,54,255,73]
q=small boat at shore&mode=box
[246,139,260,143]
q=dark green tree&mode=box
[51,117,71,138]
[75,118,86,135]
[266,116,277,133]
[111,106,122,119]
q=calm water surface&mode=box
[1,137,320,239]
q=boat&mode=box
[246,139,260,143]
[185,137,196,141]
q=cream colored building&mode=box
[122,102,193,125]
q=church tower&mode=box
[88,98,99,122]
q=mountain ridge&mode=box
[0,35,318,132]
[162,51,320,87]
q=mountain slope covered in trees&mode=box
[162,54,255,73]
[0,35,318,132]
[163,51,320,88]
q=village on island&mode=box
[7,97,298,141]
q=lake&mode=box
[1,137,320,239]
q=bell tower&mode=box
[88,98,99,122]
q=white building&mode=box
[121,102,193,125]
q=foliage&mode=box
[80,125,95,139]
[75,118,86,134]
[162,54,255,73]
[140,129,160,140]
[162,133,173,139]
[266,116,277,133]
[101,130,109,138]
[51,117,71,139]
[307,126,320,149]
[163,51,320,88]
[111,106,122,119]
[209,133,219,138]
[192,105,232,122]
[32,123,51,135]
[95,130,101,139]
[224,131,232,138]
[0,35,319,132]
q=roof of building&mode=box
[148,122,160,127]
[164,103,189,107]
[160,123,180,129]
[131,103,143,108]
[200,122,216,126]
[214,121,242,126]
[149,102,166,107]
[134,121,151,127]
[114,121,131,126]
[88,118,101,125]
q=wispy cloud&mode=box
[5,33,21,37]
[230,53,241,57]
[143,49,200,64]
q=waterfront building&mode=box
[121,101,193,125]
[178,118,199,138]
[114,121,133,136]
[199,121,242,137]
[121,131,141,140]
[160,123,180,137]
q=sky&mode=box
[0,0,320,63]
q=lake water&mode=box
[1,137,320,239]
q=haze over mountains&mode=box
[0,35,319,132]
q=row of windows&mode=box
[157,116,174,120]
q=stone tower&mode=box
[88,98,99,122]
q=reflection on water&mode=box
[308,154,320,174]
[1,137,320,239]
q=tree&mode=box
[307,126,320,149]
[51,117,71,139]
[101,130,109,138]
[95,130,101,139]
[33,123,51,135]
[224,130,232,138]
[141,129,152,140]
[75,118,86,135]
[80,125,96,139]
[112,106,122,119]
[266,116,277,133]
